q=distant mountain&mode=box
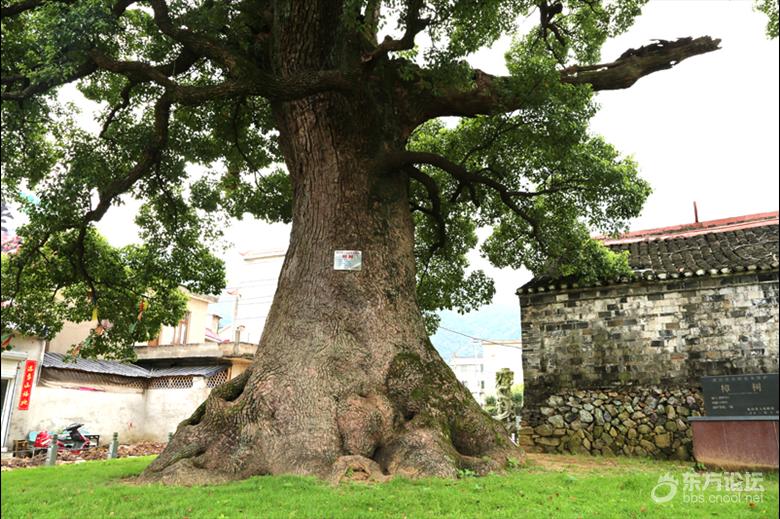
[431,304,521,362]
[210,299,521,363]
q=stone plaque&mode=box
[701,373,779,417]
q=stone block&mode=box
[548,415,565,428]
[639,439,655,452]
[534,424,554,436]
[654,433,671,449]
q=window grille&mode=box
[148,376,194,389]
[206,370,228,388]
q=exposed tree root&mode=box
[330,455,390,484]
[139,345,524,486]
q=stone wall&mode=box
[519,271,779,403]
[519,386,703,459]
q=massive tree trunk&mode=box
[140,92,521,485]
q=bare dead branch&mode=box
[420,36,721,120]
[560,37,721,90]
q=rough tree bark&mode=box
[140,91,521,485]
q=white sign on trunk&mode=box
[334,250,362,271]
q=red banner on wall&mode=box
[17,360,37,410]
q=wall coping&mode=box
[1,351,28,361]
[688,416,779,422]
[518,269,779,301]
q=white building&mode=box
[1,291,251,454]
[448,339,523,405]
[449,352,486,403]
[216,249,286,346]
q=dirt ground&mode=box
[1,442,166,470]
[524,452,691,473]
[2,445,690,473]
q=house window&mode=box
[172,312,191,345]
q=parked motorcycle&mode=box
[33,423,92,454]
[32,430,65,454]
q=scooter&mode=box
[32,429,65,455]
[61,423,91,453]
[33,423,92,454]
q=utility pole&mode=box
[227,288,241,354]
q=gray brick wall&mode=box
[519,272,780,405]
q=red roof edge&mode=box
[600,211,779,245]
[205,327,230,344]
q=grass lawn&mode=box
[1,454,777,518]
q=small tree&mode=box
[1,1,740,483]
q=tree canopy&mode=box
[0,0,743,356]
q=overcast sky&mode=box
[464,0,780,306]
[9,1,776,317]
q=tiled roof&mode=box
[148,365,226,377]
[42,352,151,378]
[42,352,227,379]
[519,212,779,293]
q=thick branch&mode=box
[362,0,428,63]
[0,0,74,18]
[88,50,180,89]
[421,36,720,120]
[560,36,721,90]
[148,0,351,101]
[3,1,353,103]
[229,98,258,171]
[406,165,446,254]
[148,0,248,73]
[389,151,528,217]
[1,62,98,101]
[83,93,172,224]
[100,82,135,139]
[3,48,347,104]
[388,150,546,247]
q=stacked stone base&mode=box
[519,386,703,460]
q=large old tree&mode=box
[1,0,731,483]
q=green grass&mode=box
[1,456,777,518]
